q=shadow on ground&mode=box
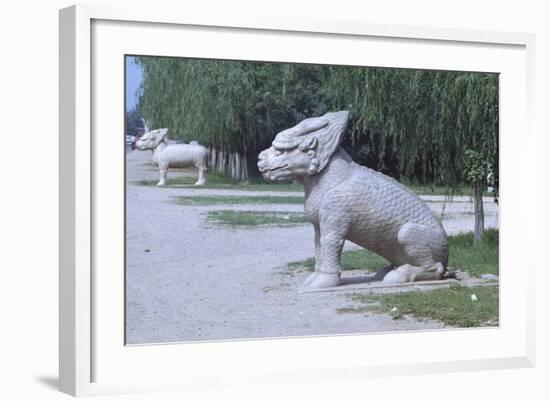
[35,376,58,391]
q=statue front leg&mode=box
[306,230,344,288]
[157,160,168,186]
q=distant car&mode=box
[126,135,136,148]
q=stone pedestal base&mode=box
[299,270,497,294]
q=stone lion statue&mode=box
[135,128,208,186]
[258,111,449,289]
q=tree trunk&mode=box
[241,153,248,181]
[473,181,485,245]
[206,148,250,181]
[230,153,236,180]
[235,153,241,181]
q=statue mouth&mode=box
[261,164,291,181]
[265,164,288,173]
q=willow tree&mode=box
[322,67,499,242]
[136,57,324,177]
[453,74,499,244]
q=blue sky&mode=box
[125,56,143,112]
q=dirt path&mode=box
[125,150,498,344]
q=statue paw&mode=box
[305,272,340,288]
[157,181,166,187]
[194,180,206,186]
[303,272,319,286]
[373,265,395,281]
[382,264,443,283]
[382,264,414,284]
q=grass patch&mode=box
[448,229,499,276]
[207,211,308,227]
[345,285,499,327]
[136,172,302,192]
[173,195,304,205]
[335,306,373,314]
[287,229,499,277]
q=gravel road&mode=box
[125,149,499,344]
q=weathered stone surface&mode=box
[135,128,208,186]
[258,111,449,288]
[480,273,499,281]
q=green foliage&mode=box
[323,68,499,191]
[464,149,489,183]
[344,285,499,327]
[136,58,326,173]
[136,56,498,190]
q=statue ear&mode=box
[294,117,329,136]
[153,128,168,146]
[299,136,318,151]
[311,111,350,173]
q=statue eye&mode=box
[274,150,283,156]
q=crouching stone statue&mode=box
[258,111,449,289]
[135,128,208,186]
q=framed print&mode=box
[59,4,536,397]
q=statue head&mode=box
[257,111,349,181]
[134,128,169,151]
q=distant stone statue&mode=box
[258,111,449,289]
[135,128,208,186]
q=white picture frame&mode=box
[59,3,536,397]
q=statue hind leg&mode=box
[194,154,207,185]
[195,166,207,185]
[383,222,447,284]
